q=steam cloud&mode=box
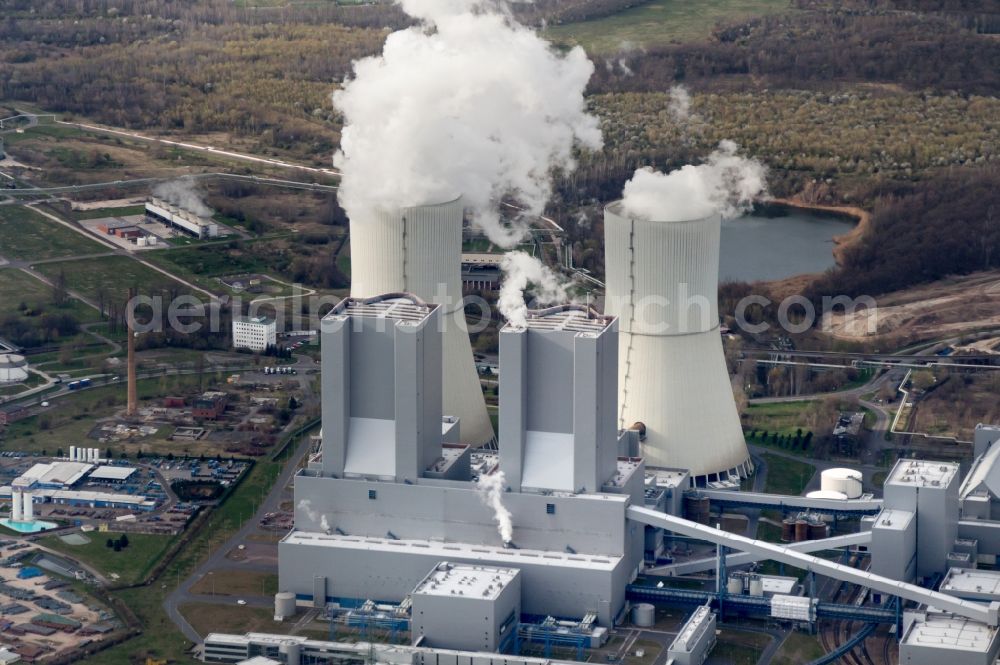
[476,470,513,543]
[668,85,692,123]
[297,499,331,533]
[332,0,603,247]
[498,251,571,328]
[152,177,213,218]
[621,140,768,222]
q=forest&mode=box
[1,0,998,300]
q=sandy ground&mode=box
[821,271,1000,341]
[0,543,110,655]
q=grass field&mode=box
[545,0,795,53]
[773,631,826,665]
[35,255,189,302]
[761,452,816,495]
[189,570,278,597]
[180,603,289,637]
[0,269,103,324]
[72,205,146,221]
[0,205,107,261]
[711,628,772,665]
[744,401,814,436]
[39,532,176,585]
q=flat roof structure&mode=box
[324,294,436,324]
[887,459,959,489]
[669,604,714,653]
[516,305,615,334]
[648,469,690,489]
[281,532,621,571]
[902,611,999,654]
[941,569,1000,601]
[873,508,915,531]
[413,563,518,600]
[88,466,137,481]
[17,462,93,488]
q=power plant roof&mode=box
[514,305,615,334]
[281,532,622,571]
[902,612,999,653]
[325,294,435,324]
[412,562,518,600]
[887,460,959,489]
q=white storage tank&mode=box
[727,576,743,595]
[631,603,655,627]
[749,575,764,597]
[821,468,863,499]
[274,591,297,620]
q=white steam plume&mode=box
[621,141,768,222]
[152,177,213,218]
[298,499,331,533]
[498,251,571,328]
[332,0,603,247]
[668,85,692,123]
[477,470,513,543]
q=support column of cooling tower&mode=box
[604,204,751,481]
[22,492,32,522]
[126,287,138,418]
[11,491,22,522]
[349,197,494,445]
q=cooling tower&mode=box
[349,197,494,445]
[604,202,752,482]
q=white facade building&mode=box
[233,316,277,352]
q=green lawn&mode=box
[39,532,176,586]
[761,452,816,495]
[35,255,190,302]
[72,205,146,221]
[711,628,772,665]
[545,0,797,53]
[0,205,106,261]
[773,631,826,665]
[0,269,101,323]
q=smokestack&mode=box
[603,205,752,482]
[126,287,137,417]
[349,199,493,445]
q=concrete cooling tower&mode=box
[349,197,494,446]
[603,202,752,482]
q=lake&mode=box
[720,208,856,282]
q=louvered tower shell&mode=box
[603,202,752,482]
[348,197,494,446]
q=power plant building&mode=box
[347,198,493,446]
[279,296,645,629]
[603,203,751,482]
[146,196,219,239]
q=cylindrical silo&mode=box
[631,603,655,627]
[821,468,863,499]
[275,591,297,620]
[726,575,743,595]
[22,492,33,522]
[749,575,764,597]
[69,446,76,462]
[604,203,751,481]
[349,197,493,445]
[11,491,22,522]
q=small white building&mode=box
[233,316,276,352]
[667,604,717,665]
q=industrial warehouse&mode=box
[191,198,1000,665]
